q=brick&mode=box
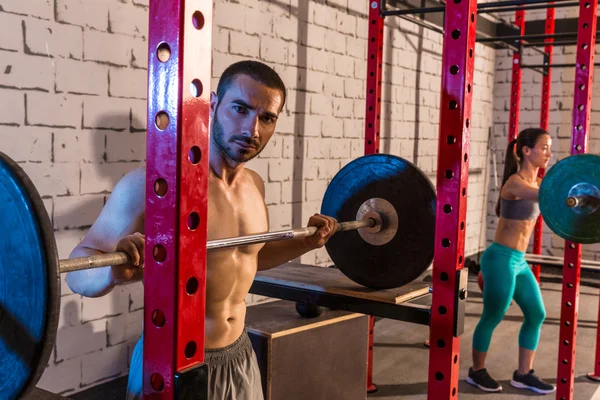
[81,342,129,385]
[109,67,147,99]
[0,126,52,162]
[268,159,294,182]
[229,31,260,57]
[300,24,325,49]
[305,69,325,93]
[317,159,341,180]
[0,12,22,51]
[344,118,363,138]
[260,37,288,64]
[55,229,87,267]
[356,17,368,40]
[57,294,82,330]
[55,319,106,361]
[344,78,363,99]
[83,96,134,130]
[332,98,354,118]
[323,75,345,97]
[267,204,292,229]
[322,116,344,138]
[82,286,129,322]
[324,29,346,55]
[130,99,147,130]
[20,162,79,197]
[36,358,81,394]
[273,15,299,41]
[247,158,268,179]
[305,179,328,201]
[54,129,104,163]
[56,59,108,95]
[334,54,354,77]
[106,130,147,162]
[281,180,293,202]
[106,310,143,346]
[259,135,283,158]
[336,11,356,36]
[309,94,332,116]
[330,140,350,159]
[245,7,273,36]
[308,49,333,73]
[313,3,335,28]
[0,89,22,125]
[56,0,109,31]
[128,281,144,311]
[0,0,52,19]
[307,137,330,159]
[54,194,104,230]
[133,0,149,6]
[214,2,247,31]
[131,37,148,69]
[26,93,81,128]
[80,162,142,194]
[264,181,282,205]
[24,18,83,59]
[0,52,54,91]
[214,28,229,53]
[109,2,148,37]
[346,36,366,59]
[84,30,132,66]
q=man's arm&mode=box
[248,170,337,271]
[66,168,146,298]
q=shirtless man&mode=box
[65,60,338,400]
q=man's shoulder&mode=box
[244,167,265,195]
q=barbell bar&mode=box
[59,218,378,274]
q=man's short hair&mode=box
[216,60,287,111]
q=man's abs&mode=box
[204,248,261,349]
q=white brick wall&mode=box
[0,0,496,396]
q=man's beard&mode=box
[212,110,262,163]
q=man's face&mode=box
[210,75,283,164]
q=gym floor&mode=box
[371,275,600,399]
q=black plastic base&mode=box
[175,363,208,400]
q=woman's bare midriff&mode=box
[494,217,537,252]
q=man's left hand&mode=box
[304,213,339,249]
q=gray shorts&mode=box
[126,330,264,400]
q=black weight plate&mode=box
[0,152,60,400]
[321,154,436,289]
[539,154,600,244]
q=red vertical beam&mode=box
[365,0,384,155]
[428,0,477,397]
[556,0,597,398]
[364,0,385,393]
[507,9,525,143]
[532,8,555,281]
[144,0,212,398]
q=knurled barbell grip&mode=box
[58,218,378,273]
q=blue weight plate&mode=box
[0,152,60,400]
[539,154,600,244]
[321,154,436,289]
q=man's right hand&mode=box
[112,232,145,285]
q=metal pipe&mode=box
[521,62,600,68]
[522,40,578,47]
[478,1,578,13]
[383,0,575,16]
[525,253,600,269]
[477,31,596,43]
[58,218,378,273]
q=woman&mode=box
[467,128,555,394]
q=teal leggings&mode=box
[472,242,546,352]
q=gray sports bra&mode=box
[500,198,540,220]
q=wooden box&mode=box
[245,300,369,400]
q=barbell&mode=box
[0,151,437,400]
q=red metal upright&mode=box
[363,0,385,393]
[428,0,477,397]
[532,8,555,281]
[556,0,597,398]
[507,9,525,143]
[144,1,212,399]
